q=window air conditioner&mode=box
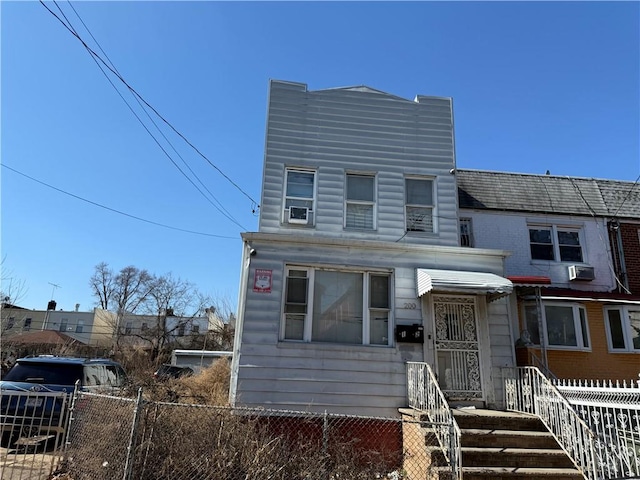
[568,265,595,281]
[288,206,309,224]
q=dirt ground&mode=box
[0,446,63,480]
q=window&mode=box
[191,324,200,334]
[405,177,435,233]
[59,318,68,332]
[124,321,132,335]
[345,174,375,229]
[23,318,32,331]
[459,218,474,247]
[284,168,315,225]
[6,317,15,330]
[141,322,148,332]
[177,324,186,337]
[605,307,640,352]
[529,225,583,262]
[524,303,590,350]
[76,320,84,333]
[282,266,392,346]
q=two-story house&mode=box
[230,80,516,417]
[457,169,640,381]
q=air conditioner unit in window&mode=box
[568,265,595,281]
[288,206,309,224]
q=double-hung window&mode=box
[523,303,590,350]
[529,225,584,262]
[284,168,316,225]
[76,320,84,333]
[59,318,68,332]
[459,218,474,247]
[345,173,376,229]
[604,307,640,352]
[405,177,435,233]
[282,266,392,346]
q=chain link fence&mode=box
[57,390,442,480]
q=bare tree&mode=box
[89,262,114,310]
[1,261,29,335]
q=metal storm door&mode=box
[433,296,483,400]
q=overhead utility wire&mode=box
[44,1,244,230]
[40,0,260,213]
[611,173,640,219]
[61,1,238,224]
[2,164,236,240]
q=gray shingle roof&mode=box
[457,169,639,219]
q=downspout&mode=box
[611,220,629,293]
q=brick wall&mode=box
[619,222,640,295]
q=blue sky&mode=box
[2,1,639,313]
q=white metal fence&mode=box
[406,361,461,480]
[553,378,640,479]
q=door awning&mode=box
[416,268,513,302]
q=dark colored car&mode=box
[0,356,127,448]
[153,364,194,381]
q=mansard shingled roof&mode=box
[457,169,639,219]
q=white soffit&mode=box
[416,268,513,301]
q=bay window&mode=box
[605,307,640,352]
[282,266,392,346]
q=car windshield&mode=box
[3,362,84,385]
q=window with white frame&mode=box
[459,218,474,247]
[282,266,392,346]
[284,168,316,225]
[528,225,584,262]
[605,307,640,352]
[523,303,590,350]
[405,177,435,233]
[345,173,376,229]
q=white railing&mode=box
[504,366,631,480]
[553,378,640,479]
[407,361,462,480]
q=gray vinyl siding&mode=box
[259,80,459,247]
[232,233,512,417]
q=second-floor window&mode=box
[125,322,132,335]
[529,225,583,262]
[405,177,435,233]
[76,320,84,333]
[23,318,32,331]
[282,266,392,346]
[459,218,474,247]
[604,307,640,352]
[345,173,375,229]
[524,303,590,350]
[284,168,315,226]
[59,318,68,332]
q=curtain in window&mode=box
[312,271,363,344]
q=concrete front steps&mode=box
[401,408,585,480]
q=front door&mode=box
[433,295,483,400]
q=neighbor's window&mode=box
[524,303,590,350]
[529,225,583,262]
[23,318,32,331]
[59,318,68,332]
[605,307,640,352]
[124,321,132,335]
[177,324,186,337]
[191,324,200,334]
[282,266,392,346]
[76,320,84,334]
[459,218,474,247]
[345,173,376,229]
[284,168,316,225]
[405,177,435,233]
[6,317,15,330]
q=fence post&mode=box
[123,387,144,480]
[63,380,81,455]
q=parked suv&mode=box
[0,356,127,448]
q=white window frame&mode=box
[523,302,591,351]
[344,172,377,230]
[459,218,474,247]
[281,265,393,346]
[405,176,436,234]
[604,306,640,353]
[283,168,316,226]
[528,224,585,263]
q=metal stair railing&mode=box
[407,361,462,480]
[504,366,604,479]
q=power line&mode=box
[611,173,640,219]
[43,0,245,230]
[40,0,260,213]
[2,164,237,239]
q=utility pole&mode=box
[42,282,61,330]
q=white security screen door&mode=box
[433,296,483,400]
